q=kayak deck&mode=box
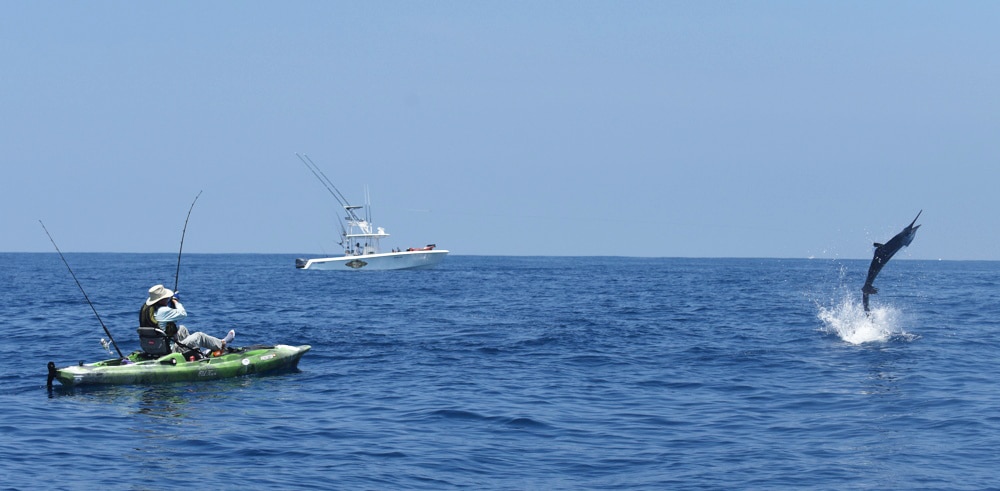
[49,344,311,387]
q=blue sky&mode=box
[3,2,998,259]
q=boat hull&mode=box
[49,344,311,387]
[296,249,448,271]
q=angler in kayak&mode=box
[45,282,311,388]
[43,213,311,389]
[140,284,234,354]
[46,282,311,388]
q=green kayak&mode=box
[47,344,311,387]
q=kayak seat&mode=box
[137,327,172,356]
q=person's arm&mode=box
[154,300,187,325]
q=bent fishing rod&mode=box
[39,220,124,359]
[173,190,202,294]
[165,191,205,354]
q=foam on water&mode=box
[816,294,910,345]
[813,263,918,345]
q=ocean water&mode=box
[1,253,999,490]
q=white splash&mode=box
[817,296,908,345]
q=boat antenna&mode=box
[365,185,372,223]
[39,220,124,359]
[364,185,373,250]
[174,191,202,293]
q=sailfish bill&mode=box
[862,210,922,312]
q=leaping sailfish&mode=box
[862,210,922,312]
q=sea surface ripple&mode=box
[1,254,999,490]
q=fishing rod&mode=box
[39,220,124,359]
[173,191,202,294]
[165,191,208,355]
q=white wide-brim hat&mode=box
[145,284,174,306]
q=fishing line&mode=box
[39,220,124,359]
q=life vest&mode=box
[139,303,177,337]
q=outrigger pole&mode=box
[296,153,351,243]
[39,220,124,359]
[174,191,202,293]
[297,153,351,209]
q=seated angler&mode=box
[140,284,235,354]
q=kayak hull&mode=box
[49,344,311,387]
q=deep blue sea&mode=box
[2,253,999,490]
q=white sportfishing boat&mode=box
[294,154,449,271]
